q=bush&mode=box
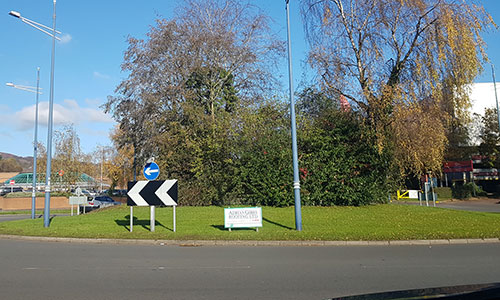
[451,183,486,199]
[434,187,452,200]
[299,110,391,206]
[237,103,294,207]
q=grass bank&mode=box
[0,204,499,241]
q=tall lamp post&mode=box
[493,65,500,132]
[285,0,302,231]
[9,0,61,227]
[6,70,42,220]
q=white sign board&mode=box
[224,207,262,229]
[408,190,419,199]
[69,196,88,205]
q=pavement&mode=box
[0,233,498,247]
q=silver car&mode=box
[92,196,122,208]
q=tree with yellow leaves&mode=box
[301,0,495,177]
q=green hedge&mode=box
[451,183,486,199]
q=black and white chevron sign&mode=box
[127,180,178,207]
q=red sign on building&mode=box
[443,160,473,173]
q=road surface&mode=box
[0,239,499,300]
[395,197,500,213]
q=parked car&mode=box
[82,189,97,197]
[110,189,127,197]
[0,186,23,196]
[79,197,100,213]
[79,195,121,213]
[94,195,122,208]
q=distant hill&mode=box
[0,152,33,172]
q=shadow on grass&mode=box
[115,215,173,232]
[210,217,293,231]
[262,217,293,230]
[210,225,258,232]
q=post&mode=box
[492,65,500,132]
[43,0,57,228]
[100,147,104,192]
[130,206,133,232]
[150,206,155,232]
[173,206,176,233]
[285,0,302,231]
[425,182,429,207]
[32,67,40,219]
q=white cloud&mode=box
[59,33,72,44]
[84,98,103,107]
[93,71,111,80]
[8,99,114,131]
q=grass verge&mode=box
[0,204,499,241]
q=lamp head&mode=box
[6,83,14,87]
[8,11,21,18]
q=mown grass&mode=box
[0,204,499,241]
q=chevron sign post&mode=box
[127,180,178,232]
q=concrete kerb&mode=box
[0,234,499,246]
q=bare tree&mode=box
[104,0,283,172]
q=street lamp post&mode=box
[6,73,42,220]
[9,0,60,227]
[285,0,302,231]
[493,65,500,133]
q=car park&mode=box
[93,195,122,208]
[81,189,97,197]
[80,195,121,213]
[0,186,23,196]
[110,189,127,196]
[80,197,101,213]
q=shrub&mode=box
[451,183,486,199]
[300,110,391,206]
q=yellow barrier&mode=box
[397,190,420,201]
[397,190,409,201]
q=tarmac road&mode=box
[395,197,500,213]
[0,214,32,222]
[436,198,500,212]
[0,213,69,223]
[0,239,499,300]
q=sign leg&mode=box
[151,206,155,232]
[130,206,133,233]
[425,183,429,207]
[71,204,73,216]
[173,206,176,233]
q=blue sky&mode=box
[0,0,498,158]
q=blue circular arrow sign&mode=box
[143,162,160,181]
